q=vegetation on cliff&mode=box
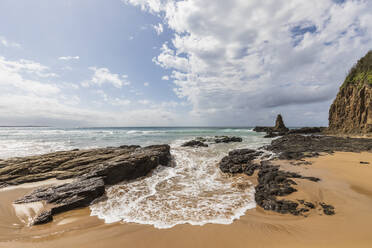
[329,50,372,134]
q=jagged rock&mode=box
[320,202,335,215]
[254,114,288,135]
[32,210,53,225]
[264,134,372,160]
[287,127,325,134]
[328,50,372,134]
[219,149,262,175]
[219,150,320,216]
[274,114,289,132]
[181,136,243,149]
[5,145,171,225]
[214,136,243,143]
[0,145,170,187]
[181,140,208,147]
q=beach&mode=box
[1,151,371,248]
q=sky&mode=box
[0,0,371,127]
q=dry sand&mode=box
[0,152,372,248]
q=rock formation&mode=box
[328,50,372,134]
[0,145,171,225]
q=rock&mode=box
[5,144,171,225]
[219,150,320,216]
[219,149,262,175]
[32,210,53,225]
[0,145,171,187]
[181,140,208,147]
[328,50,372,134]
[181,136,243,148]
[320,202,335,215]
[264,134,372,160]
[214,136,243,143]
[254,114,288,134]
[274,114,289,132]
[287,127,325,134]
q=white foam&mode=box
[90,142,257,229]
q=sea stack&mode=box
[328,51,372,134]
[274,114,289,132]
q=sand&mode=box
[0,152,372,248]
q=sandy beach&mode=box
[0,152,371,248]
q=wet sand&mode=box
[1,152,372,248]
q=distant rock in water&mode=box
[181,136,242,148]
[328,50,372,134]
[274,114,289,132]
[254,114,289,134]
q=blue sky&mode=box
[0,0,371,127]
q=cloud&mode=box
[85,67,130,88]
[58,56,80,61]
[162,75,169,80]
[144,82,149,86]
[0,36,21,48]
[0,56,60,96]
[153,23,164,35]
[125,0,372,126]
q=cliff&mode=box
[328,51,372,134]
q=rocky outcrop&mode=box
[181,136,242,148]
[1,145,171,225]
[181,140,208,147]
[328,50,372,134]
[219,150,321,216]
[264,134,372,160]
[254,114,288,133]
[219,149,262,175]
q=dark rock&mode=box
[32,210,53,225]
[320,202,335,215]
[181,140,208,147]
[219,150,321,216]
[214,136,243,143]
[274,114,289,132]
[304,202,315,209]
[264,134,372,160]
[360,161,370,164]
[219,149,262,174]
[264,132,280,138]
[6,144,171,225]
[287,127,325,134]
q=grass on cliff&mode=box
[341,50,372,89]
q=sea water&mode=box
[0,127,272,228]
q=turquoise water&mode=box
[0,127,268,159]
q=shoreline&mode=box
[1,151,372,248]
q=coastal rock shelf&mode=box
[219,149,325,216]
[0,145,171,225]
[181,136,243,148]
[265,134,372,160]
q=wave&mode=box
[90,142,257,229]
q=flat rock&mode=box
[264,134,372,160]
[3,144,171,225]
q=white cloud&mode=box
[162,75,169,80]
[153,23,164,35]
[0,56,60,96]
[144,82,149,86]
[86,67,130,88]
[0,36,21,48]
[125,0,372,126]
[58,56,80,61]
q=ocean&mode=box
[0,127,273,228]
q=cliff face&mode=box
[328,51,372,134]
